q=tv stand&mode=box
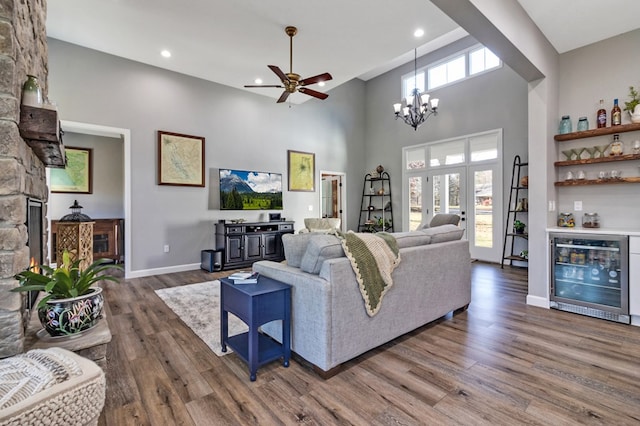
[215,220,294,270]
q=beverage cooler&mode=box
[550,233,630,324]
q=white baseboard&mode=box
[526,294,550,308]
[127,263,201,279]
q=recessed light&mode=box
[414,29,424,38]
[254,78,263,85]
[161,50,171,58]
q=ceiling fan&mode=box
[244,26,333,103]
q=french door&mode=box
[403,129,503,263]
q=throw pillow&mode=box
[300,234,345,274]
[420,224,464,243]
[392,231,432,248]
[281,233,314,268]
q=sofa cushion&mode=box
[282,233,314,268]
[420,224,464,243]
[300,234,345,274]
[392,231,432,248]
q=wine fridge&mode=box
[550,233,629,324]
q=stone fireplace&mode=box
[0,0,50,358]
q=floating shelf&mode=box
[19,105,65,168]
[554,153,640,167]
[555,177,640,186]
[554,122,640,142]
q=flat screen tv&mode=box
[219,169,283,210]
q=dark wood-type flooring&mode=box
[98,263,640,425]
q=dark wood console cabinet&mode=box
[52,218,124,263]
[215,221,294,270]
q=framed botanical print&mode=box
[287,150,315,192]
[157,131,205,187]
[50,147,93,193]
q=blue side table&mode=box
[220,276,291,381]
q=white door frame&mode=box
[426,166,467,235]
[319,170,346,232]
[52,120,132,278]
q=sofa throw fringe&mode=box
[336,230,401,316]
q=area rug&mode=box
[155,281,247,356]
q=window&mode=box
[428,55,465,90]
[401,44,502,95]
[469,47,500,75]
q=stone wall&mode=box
[0,0,49,358]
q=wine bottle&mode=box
[597,99,607,128]
[608,257,619,286]
[612,98,622,126]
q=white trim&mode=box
[526,294,550,308]
[319,170,347,232]
[59,120,133,279]
[127,263,202,279]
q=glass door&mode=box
[468,164,501,261]
[550,233,629,323]
[426,167,466,235]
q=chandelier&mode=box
[393,49,439,131]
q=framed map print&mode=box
[288,150,315,192]
[157,131,205,187]
[50,147,93,193]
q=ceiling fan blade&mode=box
[300,72,333,86]
[244,85,284,88]
[277,91,291,103]
[268,65,289,83]
[298,87,328,100]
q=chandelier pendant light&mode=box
[393,49,439,131]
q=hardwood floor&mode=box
[98,263,640,425]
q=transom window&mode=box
[401,44,501,98]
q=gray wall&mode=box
[557,28,640,229]
[48,38,366,273]
[364,36,529,232]
[50,132,124,220]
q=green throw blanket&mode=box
[337,231,400,316]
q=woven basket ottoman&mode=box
[0,347,105,426]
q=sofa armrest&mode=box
[252,261,334,369]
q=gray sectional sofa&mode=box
[252,224,472,375]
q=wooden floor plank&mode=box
[95,262,640,425]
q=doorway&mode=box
[403,129,503,262]
[319,171,346,231]
[49,120,132,278]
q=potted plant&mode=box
[513,220,526,234]
[11,251,122,336]
[624,86,640,123]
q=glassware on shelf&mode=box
[577,117,589,131]
[633,140,640,154]
[593,145,608,158]
[575,147,586,160]
[576,170,586,180]
[564,170,574,181]
[610,170,622,179]
[583,147,596,158]
[562,150,574,160]
[559,115,572,134]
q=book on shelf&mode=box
[227,271,259,284]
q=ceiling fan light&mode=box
[254,78,263,85]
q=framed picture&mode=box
[50,147,93,193]
[157,131,205,187]
[287,150,315,192]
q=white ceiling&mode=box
[46,0,640,103]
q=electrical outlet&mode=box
[164,244,170,253]
[574,201,582,211]
[549,200,556,211]
[308,205,313,211]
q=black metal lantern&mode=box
[60,200,92,222]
